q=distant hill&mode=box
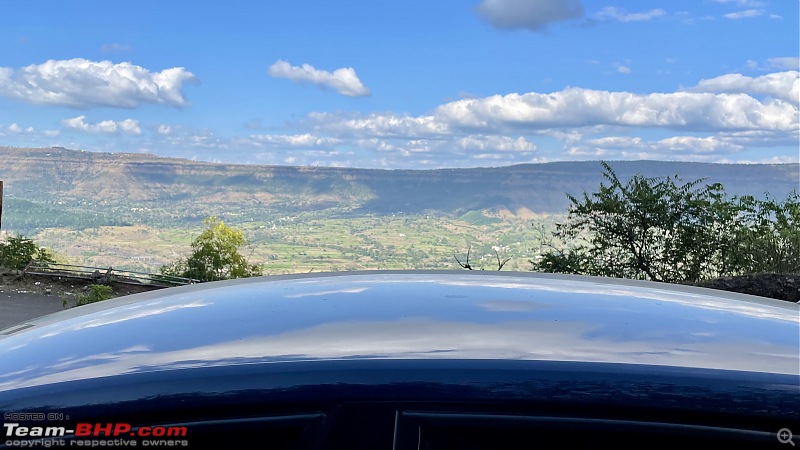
[0,146,797,231]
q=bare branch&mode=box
[494,250,511,271]
[454,246,473,270]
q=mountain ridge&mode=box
[1,146,798,231]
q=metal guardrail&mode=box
[23,261,199,287]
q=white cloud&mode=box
[0,123,58,138]
[585,135,744,153]
[476,0,584,31]
[617,65,631,74]
[309,112,450,138]
[571,130,799,163]
[354,138,404,153]
[689,71,799,106]
[13,66,790,169]
[456,135,536,152]
[292,70,797,167]
[142,125,230,153]
[267,60,370,97]
[348,135,536,164]
[719,155,799,164]
[594,7,666,22]
[248,133,342,148]
[175,131,225,149]
[1,123,35,134]
[61,116,142,135]
[544,130,584,143]
[715,129,799,148]
[723,9,764,19]
[0,59,196,108]
[8,123,25,133]
[432,87,796,132]
[307,74,797,144]
[767,57,799,71]
[117,119,141,135]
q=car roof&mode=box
[1,271,798,392]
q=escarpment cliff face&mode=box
[1,146,798,220]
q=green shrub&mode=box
[64,284,114,308]
[0,235,55,271]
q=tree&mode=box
[727,192,800,275]
[161,216,263,282]
[532,162,743,283]
[0,235,55,271]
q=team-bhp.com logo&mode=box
[4,422,188,447]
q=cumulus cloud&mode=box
[476,0,584,31]
[61,116,142,135]
[307,75,797,145]
[689,71,799,106]
[594,7,666,22]
[292,70,798,166]
[267,60,370,97]
[0,123,58,138]
[723,9,764,19]
[8,123,31,134]
[432,88,796,132]
[0,59,196,108]
[15,66,792,168]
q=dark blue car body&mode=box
[1,271,798,448]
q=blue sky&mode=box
[0,0,797,168]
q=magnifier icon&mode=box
[779,428,795,446]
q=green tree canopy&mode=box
[0,235,54,271]
[729,191,800,275]
[532,162,799,283]
[161,216,262,282]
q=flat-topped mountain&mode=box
[1,146,797,231]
